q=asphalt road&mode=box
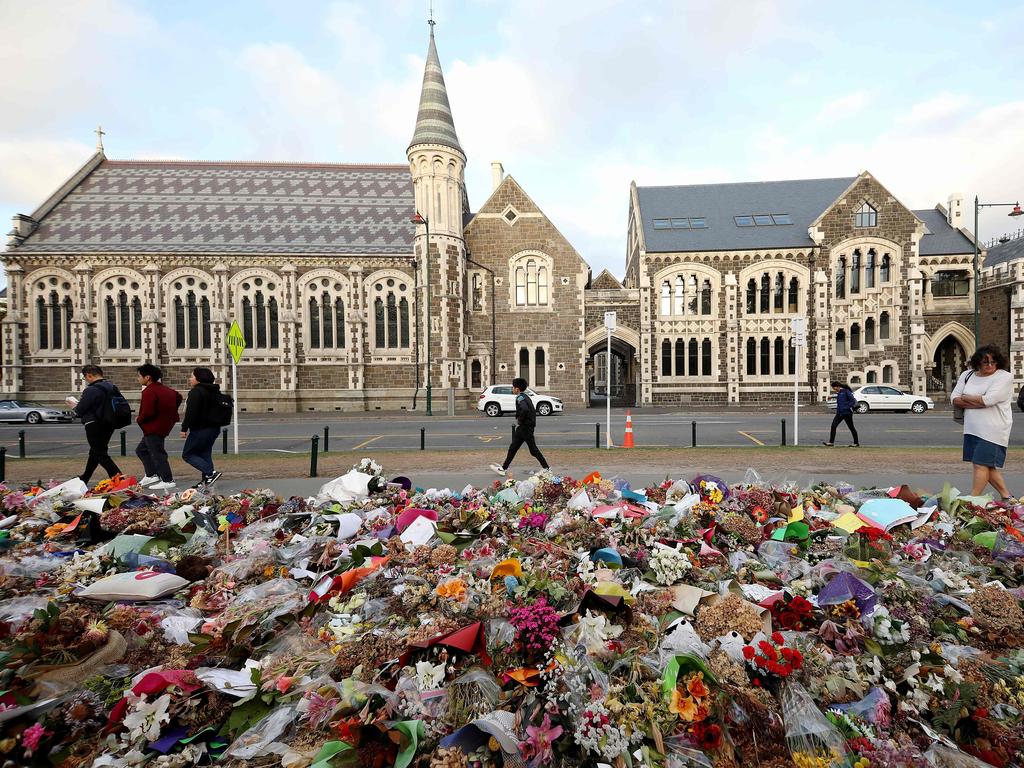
[2,406,1020,458]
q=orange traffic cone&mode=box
[623,410,635,448]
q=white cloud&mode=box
[816,91,873,124]
[896,93,969,127]
[0,139,95,213]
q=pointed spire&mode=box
[408,24,463,155]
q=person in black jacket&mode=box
[180,367,223,489]
[66,364,122,483]
[823,381,860,447]
[491,378,549,476]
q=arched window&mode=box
[537,266,549,305]
[520,347,530,380]
[369,275,411,350]
[687,275,698,314]
[303,277,347,352]
[688,339,698,376]
[788,340,796,374]
[746,338,757,375]
[167,275,213,352]
[471,274,484,312]
[674,339,685,376]
[471,360,482,389]
[880,311,890,339]
[851,250,861,294]
[835,329,847,356]
[850,323,861,351]
[880,254,891,283]
[787,277,799,313]
[236,275,280,350]
[526,261,538,305]
[865,317,875,345]
[774,337,784,374]
[701,339,712,375]
[100,276,144,351]
[866,249,876,289]
[535,348,546,387]
[746,279,757,314]
[760,274,770,313]
[882,365,893,383]
[855,202,877,227]
[660,281,671,316]
[866,370,877,383]
[760,338,770,375]
[836,257,846,299]
[512,256,550,307]
[661,339,672,376]
[517,266,528,306]
[774,272,784,312]
[701,279,712,315]
[31,277,74,352]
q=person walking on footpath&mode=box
[491,378,549,476]
[66,365,123,483]
[823,381,860,447]
[951,345,1015,500]
[135,364,182,492]
[180,367,224,489]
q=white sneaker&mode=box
[150,480,177,491]
[490,464,506,476]
[139,475,160,486]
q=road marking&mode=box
[737,430,765,446]
[267,449,300,454]
[350,435,384,450]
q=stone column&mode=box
[1,264,24,393]
[280,263,298,393]
[813,269,831,401]
[72,262,94,391]
[638,275,653,406]
[908,267,927,396]
[143,263,162,363]
[348,266,365,392]
[212,263,231,386]
[724,273,740,403]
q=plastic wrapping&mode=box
[925,743,994,768]
[780,680,849,767]
[224,702,299,760]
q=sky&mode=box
[2,0,1024,283]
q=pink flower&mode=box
[22,722,49,754]
[520,714,563,766]
[275,676,295,694]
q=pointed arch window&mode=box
[674,275,685,315]
[370,276,411,350]
[850,323,861,351]
[100,277,144,350]
[688,338,698,376]
[880,254,891,283]
[701,279,712,315]
[867,370,877,383]
[851,250,861,294]
[760,274,770,313]
[835,329,847,356]
[866,249,876,289]
[883,365,894,383]
[836,257,847,299]
[760,337,770,375]
[746,279,756,314]
[304,278,348,352]
[535,348,546,387]
[774,337,784,374]
[512,254,551,307]
[471,360,482,389]
[661,339,672,376]
[855,202,877,227]
[687,275,698,314]
[746,338,757,375]
[237,276,280,351]
[787,277,799,313]
[701,338,712,375]
[788,339,796,374]
[880,311,891,339]
[774,272,784,312]
[674,339,685,376]
[33,279,73,352]
[865,317,875,345]
[520,347,530,380]
[660,281,671,316]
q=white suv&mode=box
[477,386,563,417]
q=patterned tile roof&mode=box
[408,28,463,155]
[12,160,416,254]
[914,208,976,255]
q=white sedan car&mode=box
[477,385,563,417]
[826,385,934,414]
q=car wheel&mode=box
[25,411,42,425]
[537,402,552,416]
[911,400,927,414]
[855,402,870,414]
[485,402,502,417]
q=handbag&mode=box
[952,371,974,424]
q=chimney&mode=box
[491,161,504,192]
[947,193,964,229]
[7,214,36,247]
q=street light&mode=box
[411,211,432,416]
[973,197,1023,346]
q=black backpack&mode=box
[100,385,133,429]
[206,390,234,427]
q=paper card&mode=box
[788,505,804,523]
[910,506,938,530]
[670,584,716,616]
[195,661,259,697]
[400,515,436,547]
[72,497,106,514]
[567,489,592,510]
[858,498,917,530]
[833,512,867,534]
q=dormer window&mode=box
[854,202,877,228]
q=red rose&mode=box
[742,645,755,660]
[770,631,784,645]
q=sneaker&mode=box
[489,464,506,476]
[821,442,834,447]
[139,475,160,487]
[150,480,177,491]
[203,470,223,488]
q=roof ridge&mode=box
[104,159,410,170]
[637,176,856,190]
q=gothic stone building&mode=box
[1,28,981,411]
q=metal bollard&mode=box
[310,435,319,478]
[18,430,25,459]
[0,447,6,482]
[420,427,425,451]
[691,421,696,448]
[222,428,228,455]
[781,419,787,446]
[120,430,127,457]
[323,426,330,454]
[595,423,600,448]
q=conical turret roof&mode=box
[408,26,463,155]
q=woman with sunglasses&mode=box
[951,345,1015,500]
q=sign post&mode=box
[604,311,616,449]
[791,317,807,446]
[225,321,247,455]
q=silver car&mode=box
[0,400,75,424]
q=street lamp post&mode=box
[973,197,1023,347]
[412,212,432,415]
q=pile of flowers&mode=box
[0,462,1020,767]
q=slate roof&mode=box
[984,234,1024,269]
[636,177,857,253]
[12,160,416,255]
[408,28,463,155]
[914,208,976,255]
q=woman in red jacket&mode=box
[135,364,183,491]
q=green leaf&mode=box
[221,697,273,737]
[863,638,884,657]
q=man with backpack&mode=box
[180,367,231,490]
[66,364,124,484]
[135,364,182,492]
[490,377,550,476]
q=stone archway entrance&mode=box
[586,336,637,407]
[932,335,968,393]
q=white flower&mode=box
[944,665,963,684]
[649,544,691,586]
[415,660,446,690]
[575,610,623,653]
[123,693,171,743]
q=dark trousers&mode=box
[80,422,121,483]
[502,428,549,470]
[829,413,860,445]
[182,427,219,478]
[136,433,172,482]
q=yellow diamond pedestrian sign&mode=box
[226,321,246,365]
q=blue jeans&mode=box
[182,427,219,478]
